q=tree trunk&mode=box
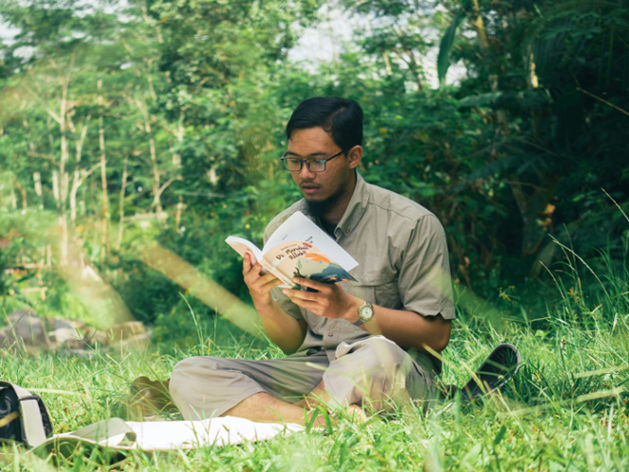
[117,155,128,250]
[33,172,43,209]
[470,0,507,129]
[10,187,17,210]
[45,64,72,267]
[172,109,183,167]
[14,180,27,210]
[69,170,79,227]
[172,109,184,230]
[510,177,558,256]
[68,114,90,225]
[175,196,186,233]
[149,133,162,215]
[470,0,489,49]
[133,96,163,216]
[58,77,69,213]
[98,80,109,265]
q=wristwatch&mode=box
[353,300,374,326]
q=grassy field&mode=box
[1,252,627,471]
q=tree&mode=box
[438,0,629,273]
[336,0,629,286]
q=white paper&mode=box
[46,416,304,452]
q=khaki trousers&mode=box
[169,335,436,420]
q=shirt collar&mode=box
[334,172,369,238]
[298,172,370,239]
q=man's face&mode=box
[285,127,358,206]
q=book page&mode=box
[263,211,358,271]
[225,236,264,264]
[225,236,294,287]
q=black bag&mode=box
[0,381,53,447]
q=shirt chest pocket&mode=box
[343,265,400,309]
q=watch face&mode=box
[359,302,374,321]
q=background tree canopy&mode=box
[0,0,627,327]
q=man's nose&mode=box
[299,162,316,178]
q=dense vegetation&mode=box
[0,0,627,470]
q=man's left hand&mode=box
[282,277,360,321]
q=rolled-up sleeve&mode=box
[397,214,455,320]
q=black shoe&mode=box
[442,343,522,402]
[461,343,521,401]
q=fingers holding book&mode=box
[243,253,284,306]
[283,277,358,321]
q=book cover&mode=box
[225,211,358,287]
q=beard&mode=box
[304,187,344,220]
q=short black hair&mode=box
[286,97,363,151]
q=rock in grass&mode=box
[48,326,83,345]
[106,321,146,343]
[47,317,77,331]
[0,310,149,354]
[5,308,51,349]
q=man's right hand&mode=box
[242,253,306,353]
[242,253,283,310]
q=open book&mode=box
[225,211,358,287]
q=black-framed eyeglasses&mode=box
[280,150,345,173]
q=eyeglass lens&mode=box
[284,158,326,172]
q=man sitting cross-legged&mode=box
[168,96,455,424]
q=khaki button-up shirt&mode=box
[265,173,455,360]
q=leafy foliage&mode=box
[0,0,627,319]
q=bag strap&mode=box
[0,381,48,448]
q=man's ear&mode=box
[347,145,363,169]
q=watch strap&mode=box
[353,300,374,326]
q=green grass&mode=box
[1,256,627,471]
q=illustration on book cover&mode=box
[266,240,355,284]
